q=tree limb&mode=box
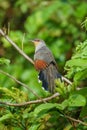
[0,69,46,103]
[65,115,87,126]
[0,29,34,65]
[0,93,59,106]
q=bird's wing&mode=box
[34,59,48,71]
[34,46,56,65]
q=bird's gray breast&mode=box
[34,46,55,64]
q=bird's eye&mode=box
[35,39,40,42]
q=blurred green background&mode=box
[0,0,87,97]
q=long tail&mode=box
[39,63,62,93]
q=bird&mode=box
[30,39,62,93]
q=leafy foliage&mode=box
[0,0,87,130]
[65,40,87,83]
[0,58,10,65]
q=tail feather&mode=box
[47,65,55,93]
[39,63,62,93]
[39,69,48,91]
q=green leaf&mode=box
[68,94,86,107]
[29,124,40,130]
[74,68,87,81]
[80,106,87,117]
[0,113,13,122]
[65,59,87,69]
[0,58,10,65]
[34,103,58,115]
[72,87,87,98]
[34,101,69,115]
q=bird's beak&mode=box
[29,40,35,43]
[29,39,39,46]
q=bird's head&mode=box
[29,39,46,47]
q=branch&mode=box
[62,76,72,85]
[0,29,34,65]
[0,69,46,103]
[0,69,81,107]
[65,115,87,126]
[0,93,59,106]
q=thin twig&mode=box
[65,115,87,126]
[0,29,34,65]
[21,33,25,51]
[62,76,72,85]
[0,93,59,107]
[7,22,10,35]
[0,69,46,103]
